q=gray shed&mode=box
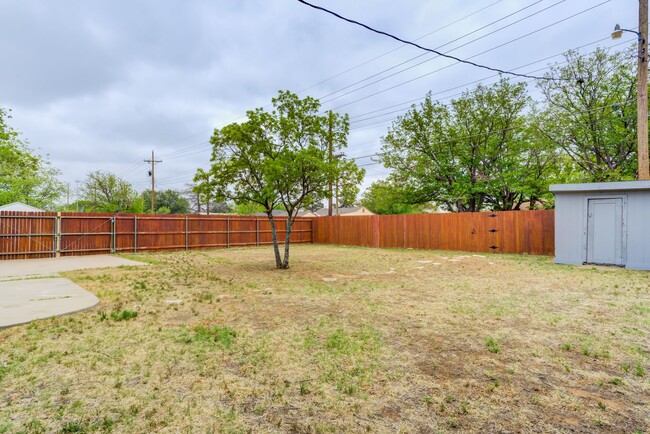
[550,181,650,270]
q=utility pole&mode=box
[638,0,649,180]
[328,110,334,216]
[144,149,162,214]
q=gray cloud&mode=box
[0,0,638,196]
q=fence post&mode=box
[372,215,380,248]
[55,212,62,257]
[134,215,138,253]
[256,218,259,246]
[111,216,116,254]
[185,215,189,251]
[226,216,230,248]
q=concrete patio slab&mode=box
[0,255,146,280]
[0,278,99,328]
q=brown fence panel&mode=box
[59,213,113,256]
[312,210,555,256]
[0,212,313,260]
[0,211,57,259]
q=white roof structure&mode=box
[0,202,45,212]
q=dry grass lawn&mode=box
[0,245,649,433]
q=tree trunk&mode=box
[267,213,283,268]
[280,218,294,269]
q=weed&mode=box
[635,360,645,377]
[609,377,623,385]
[485,337,500,354]
[562,343,572,351]
[25,419,46,433]
[448,417,459,428]
[191,325,237,349]
[422,396,433,407]
[110,309,138,322]
[61,421,85,433]
[459,401,469,414]
[597,401,606,410]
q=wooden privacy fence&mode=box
[312,210,555,256]
[0,211,313,260]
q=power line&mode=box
[317,0,560,103]
[346,34,634,125]
[116,2,603,173]
[324,1,612,112]
[298,0,610,83]
[297,0,505,94]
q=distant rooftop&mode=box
[0,202,45,212]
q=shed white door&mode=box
[586,198,624,266]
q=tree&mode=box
[310,159,365,211]
[537,48,638,181]
[185,183,231,214]
[381,80,556,212]
[142,189,190,214]
[0,107,64,209]
[361,180,426,214]
[205,90,361,268]
[79,170,142,213]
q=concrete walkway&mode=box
[0,255,147,328]
[0,255,146,280]
[0,278,100,328]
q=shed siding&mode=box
[554,192,585,265]
[625,191,650,270]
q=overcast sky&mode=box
[0,0,639,199]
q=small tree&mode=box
[361,180,426,214]
[142,189,190,214]
[79,170,141,213]
[205,90,361,268]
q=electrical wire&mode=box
[298,0,610,82]
[317,0,562,102]
[325,2,613,112]
[297,0,505,94]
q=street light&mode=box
[611,24,644,42]
[612,17,649,181]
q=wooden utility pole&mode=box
[144,149,162,214]
[328,111,334,216]
[639,0,649,180]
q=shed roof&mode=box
[550,181,650,193]
[0,202,45,212]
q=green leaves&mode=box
[0,107,65,209]
[537,48,638,181]
[78,170,141,213]
[381,79,552,212]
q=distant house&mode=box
[253,210,289,217]
[0,202,45,212]
[312,206,374,217]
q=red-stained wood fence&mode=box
[1,210,555,260]
[0,211,312,260]
[312,210,555,256]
